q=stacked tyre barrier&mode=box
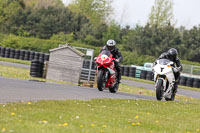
[129,67,136,78]
[179,76,200,88]
[123,66,129,77]
[140,70,147,80]
[30,60,44,78]
[0,46,49,62]
[0,46,50,78]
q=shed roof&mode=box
[49,44,85,57]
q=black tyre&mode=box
[129,67,136,78]
[121,66,124,76]
[97,70,105,91]
[29,51,35,61]
[14,50,20,59]
[5,48,10,58]
[124,66,129,77]
[156,79,163,101]
[34,52,40,60]
[9,48,15,58]
[146,71,154,81]
[0,47,5,57]
[179,76,187,86]
[44,54,50,61]
[193,78,200,88]
[186,77,194,87]
[109,83,119,93]
[140,70,147,79]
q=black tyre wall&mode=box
[121,66,124,76]
[0,47,5,57]
[186,77,194,87]
[44,54,50,61]
[30,60,44,78]
[19,50,25,60]
[193,78,200,88]
[140,70,147,79]
[129,67,136,78]
[9,48,15,58]
[179,76,187,86]
[5,48,10,58]
[146,71,154,81]
[29,51,35,61]
[124,66,129,77]
[24,50,30,60]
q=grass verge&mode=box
[0,99,200,133]
[122,76,200,92]
[0,65,76,85]
[0,57,31,65]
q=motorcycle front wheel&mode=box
[97,70,105,91]
[156,79,164,101]
[109,83,119,93]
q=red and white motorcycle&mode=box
[153,59,177,101]
[96,50,119,93]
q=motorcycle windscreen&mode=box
[159,59,171,65]
[101,50,111,57]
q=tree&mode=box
[149,0,174,27]
[23,0,64,8]
[68,0,113,25]
[0,0,26,33]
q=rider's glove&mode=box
[173,67,179,73]
[115,59,120,63]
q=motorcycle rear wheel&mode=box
[97,70,104,91]
[156,79,163,101]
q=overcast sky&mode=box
[62,0,200,29]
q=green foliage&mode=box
[68,0,113,25]
[149,0,174,27]
[102,23,121,43]
[23,0,64,8]
[0,34,63,52]
[50,32,74,43]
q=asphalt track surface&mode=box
[0,77,155,103]
[0,61,200,103]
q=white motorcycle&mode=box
[153,59,176,101]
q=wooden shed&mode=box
[46,44,85,84]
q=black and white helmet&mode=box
[106,39,116,51]
[167,48,178,61]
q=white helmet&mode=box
[107,39,116,46]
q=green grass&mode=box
[0,65,76,85]
[123,76,200,92]
[0,99,200,133]
[0,57,31,65]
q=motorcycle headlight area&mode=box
[101,55,108,61]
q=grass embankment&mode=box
[0,99,200,133]
[0,64,76,85]
[0,57,31,65]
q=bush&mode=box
[50,32,74,43]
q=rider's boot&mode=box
[117,71,122,83]
[173,83,178,93]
